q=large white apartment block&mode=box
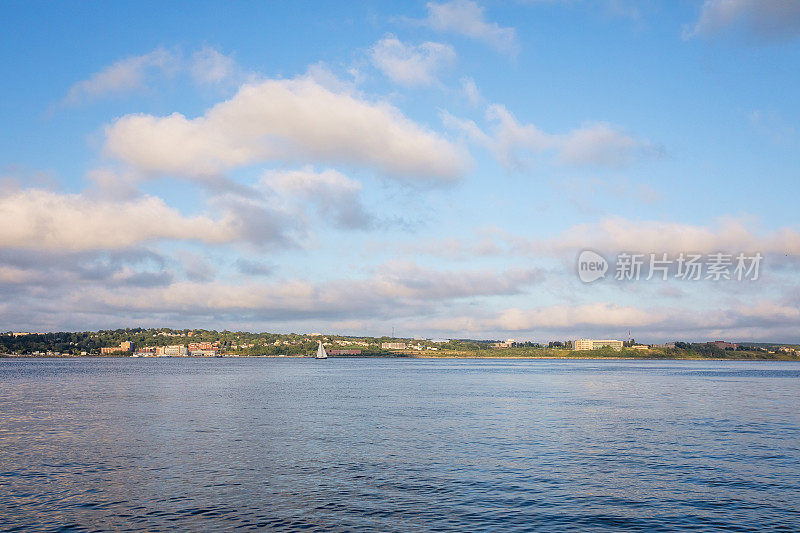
[381,342,407,350]
[161,345,188,357]
[574,339,623,351]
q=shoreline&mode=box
[3,353,799,362]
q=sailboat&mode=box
[316,340,328,360]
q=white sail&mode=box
[316,340,328,359]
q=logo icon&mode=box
[577,250,608,283]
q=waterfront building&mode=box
[189,349,218,357]
[188,342,217,351]
[101,341,135,354]
[492,339,515,348]
[381,342,406,350]
[162,345,188,357]
[574,339,624,351]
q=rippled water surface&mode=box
[1,358,799,531]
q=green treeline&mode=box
[1,328,798,359]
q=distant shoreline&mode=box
[3,353,799,362]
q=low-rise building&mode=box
[189,349,218,357]
[188,342,217,351]
[120,341,135,352]
[492,339,515,348]
[381,342,406,350]
[101,341,136,354]
[161,345,187,357]
[574,339,624,351]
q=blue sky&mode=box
[2,0,800,342]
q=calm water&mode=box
[1,358,799,532]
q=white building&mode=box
[190,349,218,357]
[161,345,188,357]
[492,339,515,348]
[381,342,406,350]
[574,339,623,351]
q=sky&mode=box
[1,0,800,342]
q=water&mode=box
[1,358,799,531]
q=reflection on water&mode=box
[1,358,799,531]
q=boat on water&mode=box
[316,341,328,360]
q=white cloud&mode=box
[557,122,657,167]
[397,299,800,341]
[63,46,239,105]
[190,46,238,84]
[423,0,519,55]
[684,0,800,41]
[104,74,468,182]
[262,167,373,229]
[0,188,234,251]
[63,48,179,104]
[444,104,655,169]
[460,76,481,107]
[423,303,660,333]
[370,36,456,87]
[405,217,800,264]
[482,104,555,168]
[551,216,800,256]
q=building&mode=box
[574,339,624,351]
[492,339,515,348]
[709,340,738,350]
[161,345,188,357]
[329,349,362,355]
[629,345,650,351]
[188,342,217,351]
[101,341,136,354]
[189,349,218,357]
[381,342,406,350]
